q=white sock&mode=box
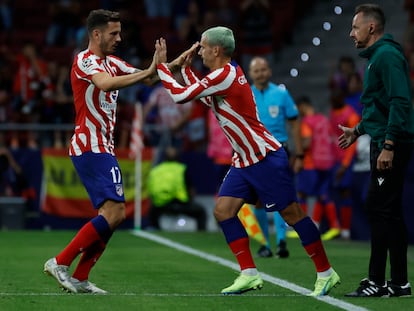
[242,268,258,276]
[317,267,333,278]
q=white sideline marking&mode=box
[0,292,302,297]
[132,230,369,311]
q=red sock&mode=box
[56,221,101,266]
[340,206,352,230]
[325,202,340,228]
[304,240,331,272]
[312,201,323,224]
[228,237,255,270]
[72,240,106,281]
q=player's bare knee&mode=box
[100,201,126,228]
[279,202,306,226]
[213,205,227,221]
[214,203,238,222]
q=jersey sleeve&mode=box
[156,63,236,104]
[73,55,104,83]
[109,56,137,75]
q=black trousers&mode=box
[365,142,413,285]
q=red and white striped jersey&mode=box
[69,49,136,156]
[157,62,281,168]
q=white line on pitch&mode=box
[0,292,302,297]
[132,230,369,311]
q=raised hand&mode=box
[155,38,167,64]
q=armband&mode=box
[296,154,304,159]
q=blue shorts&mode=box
[218,150,297,212]
[296,169,333,198]
[71,152,125,209]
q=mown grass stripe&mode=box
[132,230,369,311]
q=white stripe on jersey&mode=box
[86,117,99,153]
[181,68,211,107]
[214,101,268,166]
[157,62,281,167]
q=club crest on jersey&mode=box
[268,106,279,117]
[115,184,124,196]
[238,75,247,85]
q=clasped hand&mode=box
[154,38,200,69]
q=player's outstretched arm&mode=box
[92,66,156,91]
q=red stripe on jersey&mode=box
[157,62,281,167]
[69,49,135,156]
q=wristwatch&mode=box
[383,143,394,151]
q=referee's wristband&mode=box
[383,143,394,151]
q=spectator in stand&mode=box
[174,1,216,75]
[45,0,82,47]
[116,8,150,67]
[0,0,13,35]
[238,0,273,72]
[0,44,13,128]
[11,42,49,148]
[147,146,207,231]
[113,8,152,150]
[172,0,205,33]
[295,96,340,241]
[329,56,359,94]
[215,0,237,29]
[176,0,204,47]
[40,62,74,148]
[0,147,36,202]
[144,0,172,18]
[329,88,360,240]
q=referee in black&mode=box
[338,4,414,297]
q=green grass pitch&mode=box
[0,230,413,311]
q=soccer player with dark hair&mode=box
[43,9,158,294]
